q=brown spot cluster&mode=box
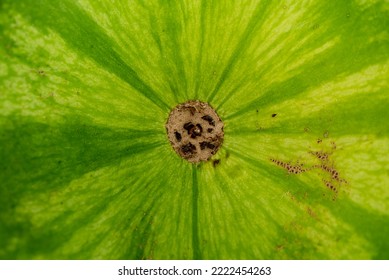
[166,100,224,163]
[270,158,307,174]
[315,164,344,182]
[306,207,318,219]
[309,146,347,200]
[323,179,338,194]
[270,139,348,201]
[310,146,346,178]
[310,151,329,161]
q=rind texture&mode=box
[0,0,388,260]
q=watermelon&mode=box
[0,0,388,259]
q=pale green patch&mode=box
[334,137,389,214]
[265,61,389,122]
[0,13,165,130]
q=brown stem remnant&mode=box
[166,100,224,163]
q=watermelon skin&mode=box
[0,0,388,259]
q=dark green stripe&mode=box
[191,165,201,259]
[0,117,163,193]
[193,0,207,100]
[208,0,271,103]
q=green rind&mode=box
[0,0,388,259]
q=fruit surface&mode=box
[0,0,388,259]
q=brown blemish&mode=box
[315,164,347,184]
[183,122,203,139]
[271,113,277,117]
[307,207,318,219]
[37,70,45,76]
[323,179,338,193]
[201,115,215,126]
[166,100,224,163]
[270,139,348,198]
[199,141,216,150]
[276,244,285,251]
[181,142,196,155]
[174,131,182,142]
[310,151,330,161]
[270,158,307,174]
[213,159,220,167]
[207,143,215,149]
